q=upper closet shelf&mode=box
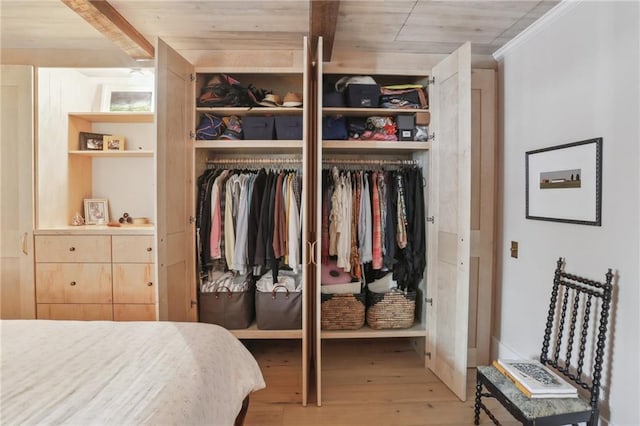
[196,107,303,116]
[323,140,431,151]
[194,140,303,150]
[323,107,429,118]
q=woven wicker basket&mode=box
[321,293,365,330]
[366,289,416,329]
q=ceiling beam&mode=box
[61,0,154,60]
[310,0,340,61]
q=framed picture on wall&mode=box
[84,198,109,225]
[101,85,154,112]
[525,137,603,226]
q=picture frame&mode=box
[79,131,107,150]
[526,137,602,226]
[101,85,154,112]
[83,199,109,225]
[103,135,126,151]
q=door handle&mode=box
[308,240,317,265]
[21,232,28,255]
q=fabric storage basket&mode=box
[255,285,302,330]
[321,292,365,330]
[275,115,303,140]
[243,116,275,140]
[199,286,254,329]
[366,289,416,329]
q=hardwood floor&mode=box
[243,339,518,426]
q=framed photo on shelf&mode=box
[83,199,109,225]
[101,85,154,112]
[526,137,602,226]
[104,135,126,151]
[79,132,107,150]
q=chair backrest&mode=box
[540,257,613,411]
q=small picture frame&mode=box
[79,132,107,151]
[104,135,126,151]
[83,199,109,225]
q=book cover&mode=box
[494,359,578,398]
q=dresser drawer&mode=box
[36,263,112,303]
[113,263,156,303]
[112,235,154,263]
[113,304,156,321]
[35,235,111,263]
[37,303,113,320]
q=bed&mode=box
[0,320,265,425]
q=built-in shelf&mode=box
[195,140,303,150]
[68,112,154,123]
[321,322,426,339]
[68,150,154,157]
[229,323,303,340]
[323,140,431,151]
[323,107,430,118]
[196,107,303,116]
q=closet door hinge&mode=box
[190,300,198,307]
[190,73,196,82]
[427,132,435,141]
[425,298,433,306]
[425,352,432,360]
[426,77,435,85]
[189,131,196,140]
[426,216,435,224]
[189,216,195,224]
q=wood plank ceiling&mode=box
[0,0,559,67]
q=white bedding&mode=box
[0,320,265,425]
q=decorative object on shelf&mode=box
[526,137,602,226]
[101,85,153,112]
[71,212,85,226]
[104,135,126,151]
[84,198,109,225]
[118,212,133,224]
[79,131,108,150]
[131,217,150,225]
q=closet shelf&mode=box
[323,107,430,118]
[195,140,303,150]
[323,140,431,151]
[68,150,154,157]
[229,323,303,340]
[196,107,303,116]
[320,322,426,339]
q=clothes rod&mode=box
[322,158,417,166]
[206,158,302,165]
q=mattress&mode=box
[0,320,265,425]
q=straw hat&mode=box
[282,92,303,107]
[258,93,282,107]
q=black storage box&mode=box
[323,91,346,107]
[396,114,416,141]
[243,116,275,140]
[275,115,303,140]
[346,84,381,108]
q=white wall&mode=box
[496,2,639,425]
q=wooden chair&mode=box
[474,257,613,425]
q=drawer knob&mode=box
[69,247,76,252]
[147,282,153,287]
[146,247,152,252]
[70,281,77,286]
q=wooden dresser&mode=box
[35,231,156,321]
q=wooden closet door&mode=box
[1,65,35,319]
[427,42,472,401]
[156,38,196,321]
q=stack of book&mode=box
[492,359,579,399]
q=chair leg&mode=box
[474,378,482,425]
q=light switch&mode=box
[510,241,518,258]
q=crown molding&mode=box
[493,0,583,61]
